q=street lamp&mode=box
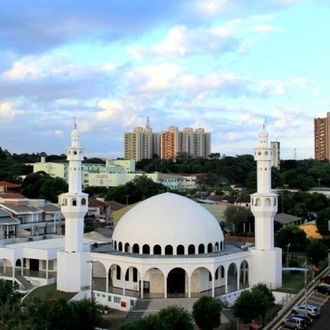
[87,260,96,301]
[286,243,291,268]
[303,258,312,317]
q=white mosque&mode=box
[0,125,282,311]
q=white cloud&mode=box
[96,100,124,120]
[0,102,21,119]
[126,62,182,93]
[248,24,282,32]
[256,80,287,96]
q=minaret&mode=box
[57,124,90,292]
[250,124,282,288]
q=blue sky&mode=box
[0,0,329,160]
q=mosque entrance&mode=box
[29,259,39,271]
[167,268,185,295]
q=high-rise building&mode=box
[160,126,181,160]
[124,126,211,161]
[124,127,153,161]
[314,112,330,160]
[270,141,280,169]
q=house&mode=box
[0,209,20,239]
[274,213,304,231]
[85,198,112,228]
[234,195,251,209]
[0,181,21,193]
[0,195,62,236]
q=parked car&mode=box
[314,283,330,295]
[292,304,321,318]
[282,316,307,329]
[291,313,313,325]
[320,275,330,285]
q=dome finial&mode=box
[73,117,77,129]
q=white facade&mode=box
[0,125,283,311]
[250,126,282,289]
[57,127,90,292]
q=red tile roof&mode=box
[0,181,21,188]
[0,193,27,199]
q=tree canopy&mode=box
[233,283,275,325]
[119,305,194,330]
[106,174,167,204]
[20,172,68,202]
[192,296,221,330]
[275,224,308,252]
[0,293,104,330]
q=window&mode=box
[177,245,184,255]
[125,269,129,281]
[142,244,150,254]
[116,266,121,280]
[165,245,173,255]
[133,268,138,282]
[153,245,161,255]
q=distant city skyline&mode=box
[0,0,329,160]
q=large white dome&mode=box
[112,192,224,256]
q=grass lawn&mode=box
[23,283,76,304]
[277,270,314,293]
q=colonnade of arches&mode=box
[112,241,224,256]
[91,259,249,299]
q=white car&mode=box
[292,304,321,318]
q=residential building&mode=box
[270,141,280,169]
[314,112,330,160]
[125,125,211,161]
[161,126,211,160]
[0,194,62,236]
[160,126,180,159]
[0,181,21,193]
[0,209,20,239]
[124,126,153,161]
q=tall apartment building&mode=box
[270,141,280,169]
[314,112,330,160]
[124,126,153,161]
[124,126,211,161]
[160,127,211,160]
[161,126,181,160]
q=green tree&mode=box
[306,239,327,266]
[157,306,194,330]
[106,174,167,204]
[192,296,221,330]
[67,298,104,330]
[316,207,330,236]
[20,172,67,202]
[39,177,68,202]
[275,224,308,253]
[119,306,193,330]
[233,285,273,325]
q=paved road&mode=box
[281,291,330,329]
[308,294,330,329]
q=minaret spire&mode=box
[57,124,90,292]
[250,124,282,289]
